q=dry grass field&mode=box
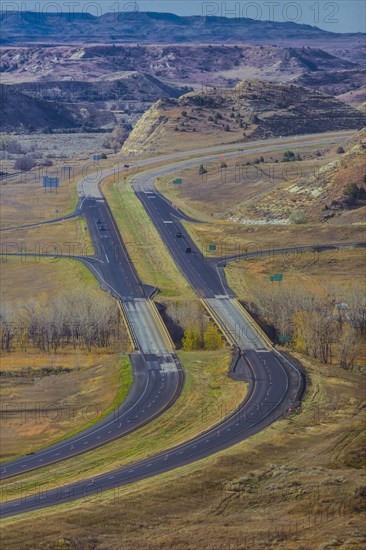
[156,143,336,221]
[0,256,98,303]
[184,220,366,261]
[1,257,131,458]
[225,246,366,368]
[0,146,128,228]
[1,351,130,461]
[226,247,366,300]
[1,168,78,228]
[1,217,93,258]
[1,353,364,550]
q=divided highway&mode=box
[1,193,183,480]
[3,131,355,516]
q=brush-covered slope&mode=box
[244,129,366,224]
[121,80,366,156]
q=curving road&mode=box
[0,196,184,480]
[1,130,356,517]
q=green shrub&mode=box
[289,209,308,224]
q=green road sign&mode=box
[270,273,283,282]
[279,335,291,344]
[208,244,217,251]
[173,178,182,185]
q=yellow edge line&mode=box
[147,300,175,352]
[200,299,235,348]
[117,301,137,352]
[232,298,273,349]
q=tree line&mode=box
[250,283,365,368]
[1,292,123,354]
[165,300,225,351]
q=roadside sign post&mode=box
[172,178,183,196]
[42,176,60,194]
[61,166,73,180]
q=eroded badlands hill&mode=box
[121,80,366,156]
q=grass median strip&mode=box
[102,173,194,299]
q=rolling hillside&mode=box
[238,129,366,224]
[0,44,359,88]
[121,80,366,156]
[0,84,116,130]
[9,72,186,103]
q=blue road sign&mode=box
[42,176,59,188]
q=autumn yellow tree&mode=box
[203,323,224,351]
[182,326,202,351]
